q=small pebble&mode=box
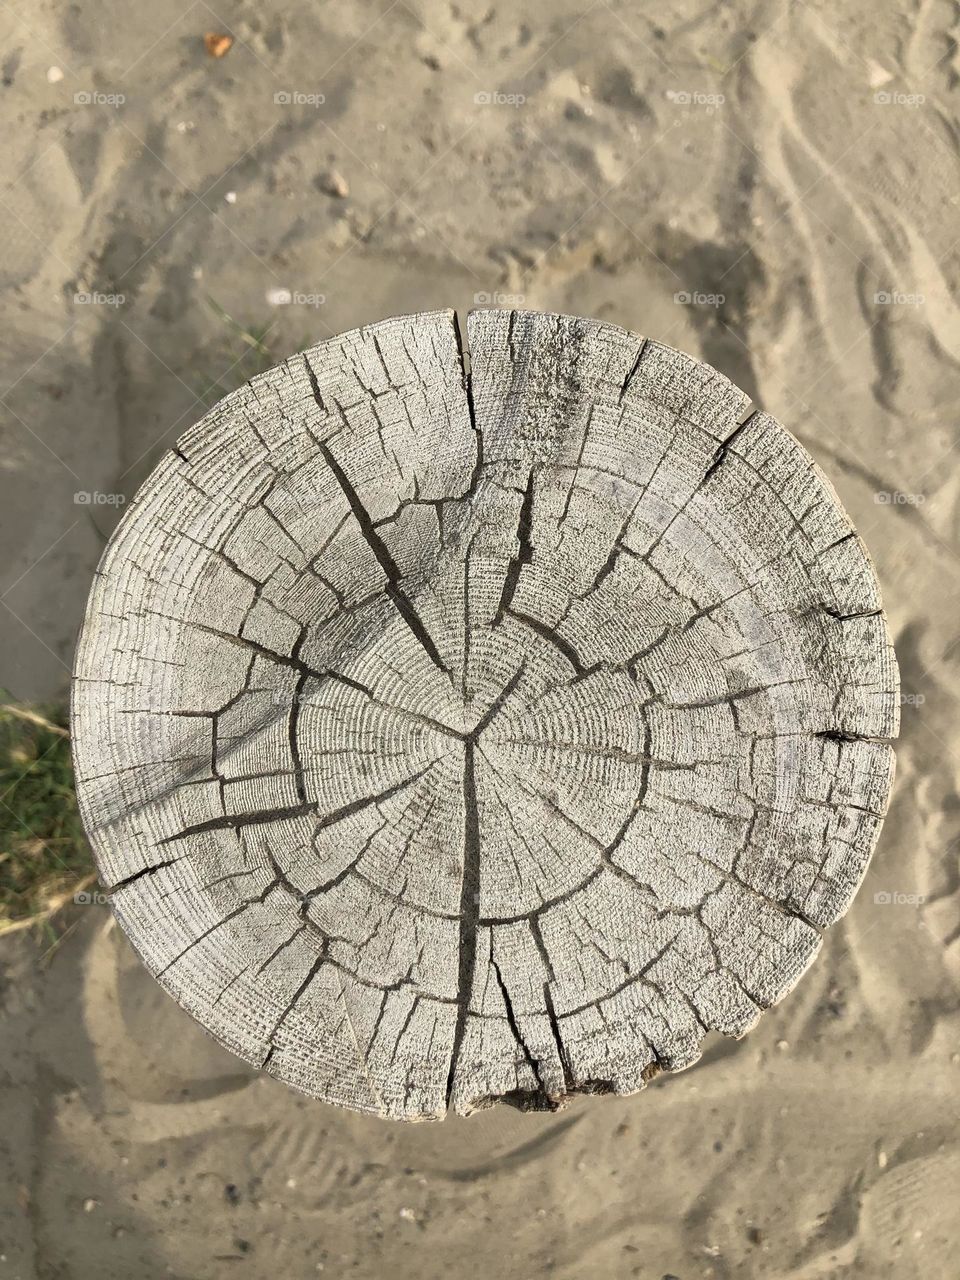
[82,1198,98,1213]
[399,1206,416,1221]
[47,66,64,83]
[322,171,349,199]
[224,191,237,204]
[878,1150,888,1168]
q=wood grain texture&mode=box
[71,309,899,1120]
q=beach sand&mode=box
[1,1,958,1276]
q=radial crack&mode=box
[467,665,525,741]
[160,766,433,844]
[262,951,328,1068]
[446,741,481,1106]
[319,442,451,675]
[526,916,574,1092]
[303,355,327,413]
[494,470,536,624]
[702,410,757,482]
[490,950,551,1101]
[618,339,646,402]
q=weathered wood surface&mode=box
[72,309,899,1120]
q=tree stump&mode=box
[72,309,899,1120]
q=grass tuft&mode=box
[0,700,93,935]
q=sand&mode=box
[0,1,958,1277]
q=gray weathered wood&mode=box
[71,309,899,1120]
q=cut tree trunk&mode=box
[71,309,899,1120]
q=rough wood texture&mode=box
[72,309,899,1120]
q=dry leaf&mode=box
[203,32,233,58]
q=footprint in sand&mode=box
[857,1144,960,1277]
[790,1139,960,1278]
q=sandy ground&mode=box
[1,1,959,1277]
